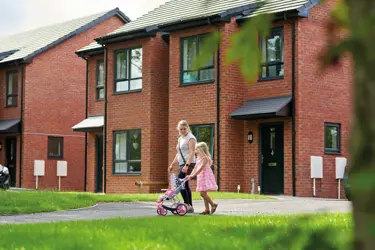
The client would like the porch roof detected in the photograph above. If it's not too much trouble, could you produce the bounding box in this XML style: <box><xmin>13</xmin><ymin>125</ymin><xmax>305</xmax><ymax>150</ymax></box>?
<box><xmin>0</xmin><ymin>119</ymin><xmax>21</xmax><ymax>134</ymax></box>
<box><xmin>230</xmin><ymin>95</ymin><xmax>292</xmax><ymax>120</ymax></box>
<box><xmin>72</xmin><ymin>116</ymin><xmax>103</xmax><ymax>133</ymax></box>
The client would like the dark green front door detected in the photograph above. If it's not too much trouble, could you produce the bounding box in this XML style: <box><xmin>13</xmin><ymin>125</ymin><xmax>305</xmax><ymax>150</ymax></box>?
<box><xmin>96</xmin><ymin>135</ymin><xmax>103</xmax><ymax>193</ymax></box>
<box><xmin>260</xmin><ymin>123</ymin><xmax>284</xmax><ymax>194</ymax></box>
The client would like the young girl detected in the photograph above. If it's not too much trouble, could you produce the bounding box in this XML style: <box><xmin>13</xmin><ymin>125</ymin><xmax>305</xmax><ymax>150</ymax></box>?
<box><xmin>188</xmin><ymin>142</ymin><xmax>218</xmax><ymax>215</ymax></box>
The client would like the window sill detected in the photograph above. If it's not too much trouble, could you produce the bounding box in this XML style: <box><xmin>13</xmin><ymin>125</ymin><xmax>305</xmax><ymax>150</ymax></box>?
<box><xmin>5</xmin><ymin>105</ymin><xmax>17</xmax><ymax>108</ymax></box>
<box><xmin>324</xmin><ymin>151</ymin><xmax>341</xmax><ymax>155</ymax></box>
<box><xmin>112</xmin><ymin>172</ymin><xmax>141</xmax><ymax>176</ymax></box>
<box><xmin>48</xmin><ymin>157</ymin><xmax>64</xmax><ymax>160</ymax></box>
<box><xmin>96</xmin><ymin>99</ymin><xmax>104</xmax><ymax>102</ymax></box>
<box><xmin>179</xmin><ymin>80</ymin><xmax>215</xmax><ymax>87</ymax></box>
<box><xmin>258</xmin><ymin>76</ymin><xmax>284</xmax><ymax>82</ymax></box>
<box><xmin>113</xmin><ymin>89</ymin><xmax>142</xmax><ymax>95</ymax></box>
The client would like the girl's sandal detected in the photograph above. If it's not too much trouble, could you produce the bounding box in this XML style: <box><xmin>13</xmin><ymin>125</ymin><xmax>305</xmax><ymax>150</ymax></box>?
<box><xmin>200</xmin><ymin>210</ymin><xmax>210</xmax><ymax>215</ymax></box>
<box><xmin>211</xmin><ymin>203</ymin><xmax>218</xmax><ymax>214</ymax></box>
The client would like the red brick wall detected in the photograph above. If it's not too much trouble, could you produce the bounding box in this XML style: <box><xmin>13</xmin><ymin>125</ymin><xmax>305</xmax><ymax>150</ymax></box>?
<box><xmin>168</xmin><ymin>25</ymin><xmax>219</xmax><ymax>193</ymax></box>
<box><xmin>218</xmin><ymin>20</ymin><xmax>245</xmax><ymax>192</ymax></box>
<box><xmin>295</xmin><ymin>0</ymin><xmax>351</xmax><ymax>198</ymax></box>
<box><xmin>167</xmin><ymin>19</ymin><xmax>295</xmax><ymax>194</ymax></box>
<box><xmin>21</xmin><ymin>15</ymin><xmax>125</xmax><ymax>190</ymax></box>
<box><xmin>104</xmin><ymin>34</ymin><xmax>169</xmax><ymax>193</ymax></box>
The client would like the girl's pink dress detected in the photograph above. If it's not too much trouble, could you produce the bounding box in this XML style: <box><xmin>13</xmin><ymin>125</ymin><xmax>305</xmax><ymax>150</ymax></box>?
<box><xmin>196</xmin><ymin>156</ymin><xmax>218</xmax><ymax>192</ymax></box>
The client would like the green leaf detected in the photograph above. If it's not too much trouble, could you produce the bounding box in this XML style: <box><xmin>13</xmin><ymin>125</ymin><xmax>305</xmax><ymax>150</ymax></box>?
<box><xmin>193</xmin><ymin>30</ymin><xmax>221</xmax><ymax>70</ymax></box>
<box><xmin>330</xmin><ymin>0</ymin><xmax>349</xmax><ymax>28</ymax></box>
<box><xmin>320</xmin><ymin>37</ymin><xmax>353</xmax><ymax>67</ymax></box>
<box><xmin>225</xmin><ymin>13</ymin><xmax>274</xmax><ymax>82</ymax></box>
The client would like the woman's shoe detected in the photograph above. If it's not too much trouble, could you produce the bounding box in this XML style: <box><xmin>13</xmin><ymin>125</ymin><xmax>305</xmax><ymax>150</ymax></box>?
<box><xmin>211</xmin><ymin>203</ymin><xmax>218</xmax><ymax>214</ymax></box>
<box><xmin>187</xmin><ymin>205</ymin><xmax>194</xmax><ymax>213</ymax></box>
<box><xmin>199</xmin><ymin>210</ymin><xmax>210</xmax><ymax>215</ymax></box>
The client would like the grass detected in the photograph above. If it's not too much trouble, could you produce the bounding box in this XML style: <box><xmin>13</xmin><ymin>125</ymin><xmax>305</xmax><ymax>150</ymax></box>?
<box><xmin>0</xmin><ymin>190</ymin><xmax>271</xmax><ymax>215</ymax></box>
<box><xmin>0</xmin><ymin>213</ymin><xmax>352</xmax><ymax>250</ymax></box>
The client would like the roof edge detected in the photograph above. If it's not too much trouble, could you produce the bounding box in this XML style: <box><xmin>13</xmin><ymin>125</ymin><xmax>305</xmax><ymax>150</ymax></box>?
<box><xmin>1</xmin><ymin>8</ymin><xmax>130</xmax><ymax>65</ymax></box>
<box><xmin>76</xmin><ymin>46</ymin><xmax>104</xmax><ymax>58</ymax></box>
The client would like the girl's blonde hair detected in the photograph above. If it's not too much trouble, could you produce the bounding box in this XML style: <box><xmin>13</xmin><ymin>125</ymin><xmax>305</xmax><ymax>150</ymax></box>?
<box><xmin>176</xmin><ymin>120</ymin><xmax>191</xmax><ymax>135</ymax></box>
<box><xmin>195</xmin><ymin>142</ymin><xmax>212</xmax><ymax>161</ymax></box>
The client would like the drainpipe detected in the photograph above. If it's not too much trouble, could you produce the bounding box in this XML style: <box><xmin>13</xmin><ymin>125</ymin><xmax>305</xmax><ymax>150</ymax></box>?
<box><xmin>285</xmin><ymin>14</ymin><xmax>297</xmax><ymax>196</ymax></box>
<box><xmin>19</xmin><ymin>64</ymin><xmax>25</xmax><ymax>188</ymax></box>
<box><xmin>103</xmin><ymin>45</ymin><xmax>108</xmax><ymax>193</ymax></box>
<box><xmin>216</xmin><ymin>45</ymin><xmax>221</xmax><ymax>190</ymax></box>
<box><xmin>209</xmin><ymin>19</ymin><xmax>221</xmax><ymax>191</ymax></box>
<box><xmin>83</xmin><ymin>57</ymin><xmax>89</xmax><ymax>192</ymax></box>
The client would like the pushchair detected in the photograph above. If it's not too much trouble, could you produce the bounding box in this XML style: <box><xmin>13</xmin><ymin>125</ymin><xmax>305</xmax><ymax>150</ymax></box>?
<box><xmin>156</xmin><ymin>174</ymin><xmax>189</xmax><ymax>216</ymax></box>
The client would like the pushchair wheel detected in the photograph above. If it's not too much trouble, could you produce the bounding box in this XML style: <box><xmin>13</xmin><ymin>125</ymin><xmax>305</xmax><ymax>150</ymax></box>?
<box><xmin>176</xmin><ymin>204</ymin><xmax>187</xmax><ymax>216</ymax></box>
<box><xmin>157</xmin><ymin>208</ymin><xmax>161</xmax><ymax>215</ymax></box>
<box><xmin>159</xmin><ymin>207</ymin><xmax>168</xmax><ymax>216</ymax></box>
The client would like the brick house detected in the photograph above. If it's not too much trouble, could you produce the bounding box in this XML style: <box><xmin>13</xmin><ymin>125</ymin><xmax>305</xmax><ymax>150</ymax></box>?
<box><xmin>75</xmin><ymin>0</ymin><xmax>351</xmax><ymax>198</ymax></box>
<box><xmin>0</xmin><ymin>8</ymin><xmax>129</xmax><ymax>190</ymax></box>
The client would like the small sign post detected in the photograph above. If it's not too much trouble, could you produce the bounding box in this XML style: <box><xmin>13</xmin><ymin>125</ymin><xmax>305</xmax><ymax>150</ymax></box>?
<box><xmin>57</xmin><ymin>161</ymin><xmax>68</xmax><ymax>191</ymax></box>
<box><xmin>310</xmin><ymin>156</ymin><xmax>323</xmax><ymax>197</ymax></box>
<box><xmin>335</xmin><ymin>157</ymin><xmax>347</xmax><ymax>200</ymax></box>
<box><xmin>34</xmin><ymin>160</ymin><xmax>45</xmax><ymax>190</ymax></box>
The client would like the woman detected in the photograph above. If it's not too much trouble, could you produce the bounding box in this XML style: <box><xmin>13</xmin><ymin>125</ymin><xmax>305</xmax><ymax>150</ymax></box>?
<box><xmin>168</xmin><ymin>120</ymin><xmax>196</xmax><ymax>213</ymax></box>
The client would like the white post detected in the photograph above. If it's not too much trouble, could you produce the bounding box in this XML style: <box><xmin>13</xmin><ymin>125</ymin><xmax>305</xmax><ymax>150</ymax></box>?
<box><xmin>338</xmin><ymin>179</ymin><xmax>341</xmax><ymax>200</ymax></box>
<box><xmin>36</xmin><ymin>176</ymin><xmax>38</xmax><ymax>190</ymax></box>
<box><xmin>237</xmin><ymin>184</ymin><xmax>240</xmax><ymax>193</ymax></box>
<box><xmin>313</xmin><ymin>178</ymin><xmax>316</xmax><ymax>197</ymax></box>
<box><xmin>59</xmin><ymin>176</ymin><xmax>61</xmax><ymax>192</ymax></box>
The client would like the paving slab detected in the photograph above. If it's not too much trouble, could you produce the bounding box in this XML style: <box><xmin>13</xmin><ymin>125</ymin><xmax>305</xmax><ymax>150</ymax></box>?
<box><xmin>0</xmin><ymin>197</ymin><xmax>352</xmax><ymax>225</ymax></box>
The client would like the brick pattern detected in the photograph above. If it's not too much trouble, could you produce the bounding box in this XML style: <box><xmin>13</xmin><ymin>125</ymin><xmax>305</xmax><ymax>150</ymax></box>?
<box><xmin>295</xmin><ymin>0</ymin><xmax>351</xmax><ymax>198</ymax></box>
<box><xmin>101</xmin><ymin>34</ymin><xmax>169</xmax><ymax>194</ymax></box>
<box><xmin>83</xmin><ymin>3</ymin><xmax>351</xmax><ymax>199</ymax></box>
<box><xmin>19</xmin><ymin>16</ymin><xmax>125</xmax><ymax>190</ymax></box>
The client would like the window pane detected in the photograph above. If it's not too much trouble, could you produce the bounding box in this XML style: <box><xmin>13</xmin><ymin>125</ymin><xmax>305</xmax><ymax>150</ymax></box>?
<box><xmin>116</xmin><ymin>51</ymin><xmax>127</xmax><ymax>80</ymax></box>
<box><xmin>48</xmin><ymin>138</ymin><xmax>62</xmax><ymax>157</ymax></box>
<box><xmin>267</xmin><ymin>32</ymin><xmax>283</xmax><ymax>62</ymax></box>
<box><xmin>129</xmin><ymin>130</ymin><xmax>141</xmax><ymax>161</ymax></box>
<box><xmin>97</xmin><ymin>61</ymin><xmax>104</xmax><ymax>87</ymax></box>
<box><xmin>325</xmin><ymin>125</ymin><xmax>339</xmax><ymax>150</ymax></box>
<box><xmin>97</xmin><ymin>88</ymin><xmax>104</xmax><ymax>99</ymax></box>
<box><xmin>115</xmin><ymin>133</ymin><xmax>127</xmax><ymax>160</ymax></box>
<box><xmin>131</xmin><ymin>48</ymin><xmax>142</xmax><ymax>79</ymax></box>
<box><xmin>128</xmin><ymin>162</ymin><xmax>141</xmax><ymax>172</ymax></box>
<box><xmin>7</xmin><ymin>97</ymin><xmax>17</xmax><ymax>106</ymax></box>
<box><xmin>198</xmin><ymin>127</ymin><xmax>213</xmax><ymax>154</ymax></box>
<box><xmin>7</xmin><ymin>72</ymin><xmax>18</xmax><ymax>95</ymax></box>
<box><xmin>115</xmin><ymin>162</ymin><xmax>128</xmax><ymax>173</ymax></box>
<box><xmin>192</xmin><ymin>126</ymin><xmax>214</xmax><ymax>157</ymax></box>
<box><xmin>183</xmin><ymin>38</ymin><xmax>197</xmax><ymax>71</ymax></box>
<box><xmin>116</xmin><ymin>81</ymin><xmax>129</xmax><ymax>92</ymax></box>
<box><xmin>7</xmin><ymin>76</ymin><xmax>12</xmax><ymax>95</ymax></box>
<box><xmin>130</xmin><ymin>79</ymin><xmax>142</xmax><ymax>90</ymax></box>
<box><xmin>183</xmin><ymin>71</ymin><xmax>198</xmax><ymax>83</ymax></box>
<box><xmin>261</xmin><ymin>38</ymin><xmax>267</xmax><ymax>63</ymax></box>
<box><xmin>263</xmin><ymin>64</ymin><xmax>284</xmax><ymax>78</ymax></box>
<box><xmin>199</xmin><ymin>68</ymin><xmax>214</xmax><ymax>81</ymax></box>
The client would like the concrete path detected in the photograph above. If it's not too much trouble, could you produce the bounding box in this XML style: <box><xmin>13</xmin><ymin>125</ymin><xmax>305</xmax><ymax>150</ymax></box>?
<box><xmin>0</xmin><ymin>196</ymin><xmax>351</xmax><ymax>225</ymax></box>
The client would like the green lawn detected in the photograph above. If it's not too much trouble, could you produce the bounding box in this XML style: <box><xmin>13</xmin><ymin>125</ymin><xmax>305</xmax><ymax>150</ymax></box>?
<box><xmin>0</xmin><ymin>213</ymin><xmax>352</xmax><ymax>250</ymax></box>
<box><xmin>0</xmin><ymin>190</ymin><xmax>271</xmax><ymax>215</ymax></box>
